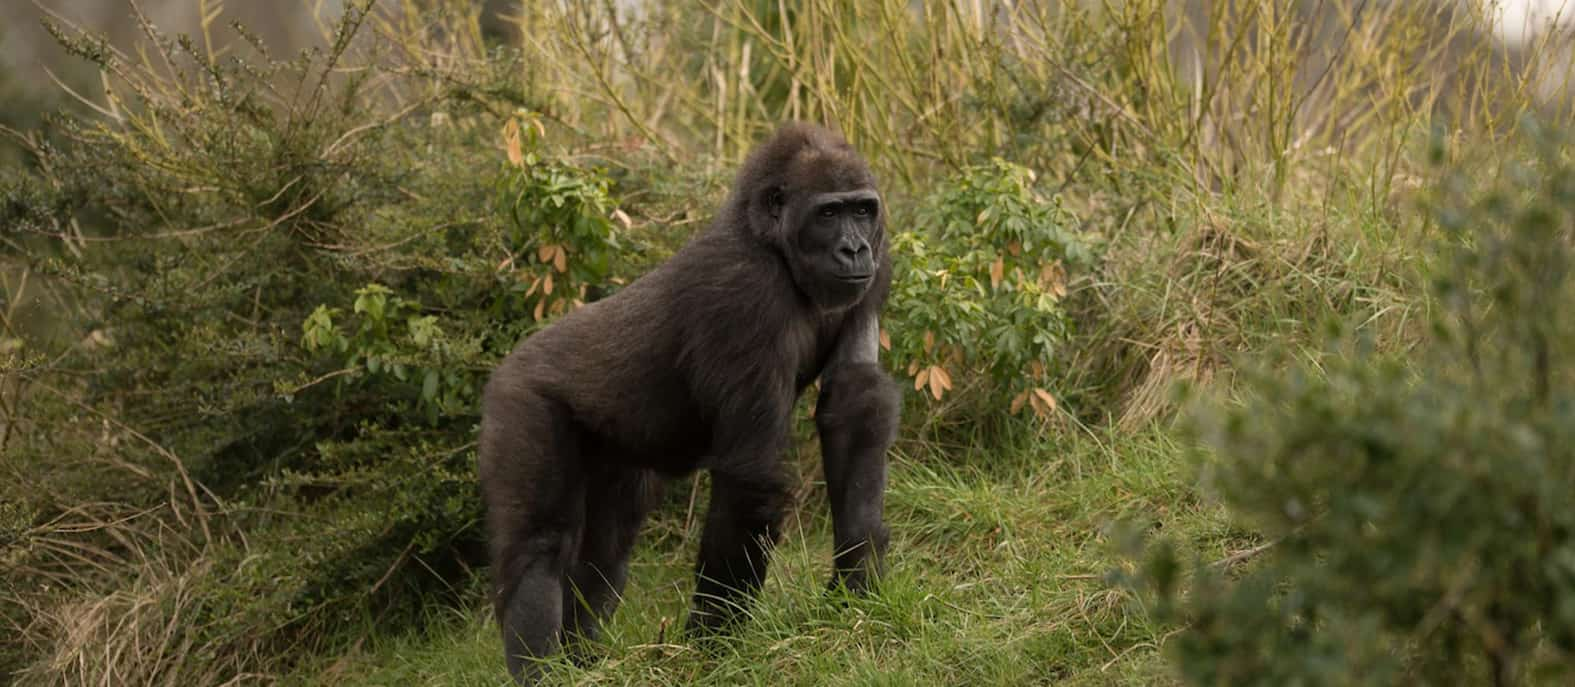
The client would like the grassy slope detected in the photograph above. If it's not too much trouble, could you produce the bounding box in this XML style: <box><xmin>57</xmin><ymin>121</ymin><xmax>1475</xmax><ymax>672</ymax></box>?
<box><xmin>295</xmin><ymin>428</ymin><xmax>1243</xmax><ymax>686</ymax></box>
<box><xmin>8</xmin><ymin>1</ymin><xmax>1540</xmax><ymax>683</ymax></box>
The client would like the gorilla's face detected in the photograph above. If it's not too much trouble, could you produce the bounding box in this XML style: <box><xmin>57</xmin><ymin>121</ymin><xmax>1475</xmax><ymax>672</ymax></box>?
<box><xmin>792</xmin><ymin>189</ymin><xmax>882</xmax><ymax>306</ymax></box>
<box><xmin>759</xmin><ymin>173</ymin><xmax>884</xmax><ymax>310</ymax></box>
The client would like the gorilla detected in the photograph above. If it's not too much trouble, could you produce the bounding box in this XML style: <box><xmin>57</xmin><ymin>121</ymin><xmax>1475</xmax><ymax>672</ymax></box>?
<box><xmin>478</xmin><ymin>122</ymin><xmax>900</xmax><ymax>684</ymax></box>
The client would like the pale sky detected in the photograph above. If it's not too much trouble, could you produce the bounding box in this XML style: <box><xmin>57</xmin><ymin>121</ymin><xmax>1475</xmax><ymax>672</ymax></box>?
<box><xmin>1491</xmin><ymin>0</ymin><xmax>1573</xmax><ymax>45</ymax></box>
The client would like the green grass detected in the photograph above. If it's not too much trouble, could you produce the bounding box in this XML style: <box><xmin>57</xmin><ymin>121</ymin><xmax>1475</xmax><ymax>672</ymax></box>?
<box><xmin>291</xmin><ymin>428</ymin><xmax>1240</xmax><ymax>686</ymax></box>
<box><xmin>6</xmin><ymin>1</ymin><xmax>1571</xmax><ymax>684</ymax></box>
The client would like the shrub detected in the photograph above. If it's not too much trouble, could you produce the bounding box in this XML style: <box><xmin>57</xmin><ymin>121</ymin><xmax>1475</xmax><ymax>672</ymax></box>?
<box><xmin>0</xmin><ymin>6</ymin><xmax>636</xmax><ymax>681</ymax></box>
<box><xmin>885</xmin><ymin>158</ymin><xmax>1098</xmax><ymax>434</ymax></box>
<box><xmin>1127</xmin><ymin>123</ymin><xmax>1575</xmax><ymax>686</ymax></box>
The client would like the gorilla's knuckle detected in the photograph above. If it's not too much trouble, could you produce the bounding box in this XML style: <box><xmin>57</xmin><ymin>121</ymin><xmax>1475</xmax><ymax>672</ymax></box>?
<box><xmin>818</xmin><ymin>363</ymin><xmax>901</xmax><ymax>432</ymax></box>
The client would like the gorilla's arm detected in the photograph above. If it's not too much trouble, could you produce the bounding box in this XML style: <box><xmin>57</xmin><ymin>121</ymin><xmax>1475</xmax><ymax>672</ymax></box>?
<box><xmin>815</xmin><ymin>308</ymin><xmax>900</xmax><ymax>593</ymax></box>
<box><xmin>687</xmin><ymin>356</ymin><xmax>798</xmax><ymax>635</ymax></box>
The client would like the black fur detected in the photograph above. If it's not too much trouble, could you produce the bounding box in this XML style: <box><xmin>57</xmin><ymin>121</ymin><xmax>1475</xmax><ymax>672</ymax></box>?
<box><xmin>477</xmin><ymin>122</ymin><xmax>900</xmax><ymax>684</ymax></box>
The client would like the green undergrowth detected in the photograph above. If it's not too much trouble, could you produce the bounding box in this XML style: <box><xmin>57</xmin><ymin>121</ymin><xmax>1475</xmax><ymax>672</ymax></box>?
<box><xmin>295</xmin><ymin>428</ymin><xmax>1236</xmax><ymax>686</ymax></box>
<box><xmin>2</xmin><ymin>0</ymin><xmax>1572</xmax><ymax>684</ymax></box>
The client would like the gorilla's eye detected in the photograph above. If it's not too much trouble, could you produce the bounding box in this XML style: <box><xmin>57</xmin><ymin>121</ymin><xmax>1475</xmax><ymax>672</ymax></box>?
<box><xmin>853</xmin><ymin>205</ymin><xmax>870</xmax><ymax>216</ymax></box>
<box><xmin>818</xmin><ymin>207</ymin><xmax>837</xmax><ymax>218</ymax></box>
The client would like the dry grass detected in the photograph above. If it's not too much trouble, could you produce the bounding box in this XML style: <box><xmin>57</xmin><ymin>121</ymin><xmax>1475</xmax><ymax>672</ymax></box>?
<box><xmin>4</xmin><ymin>1</ymin><xmax>1574</xmax><ymax>684</ymax></box>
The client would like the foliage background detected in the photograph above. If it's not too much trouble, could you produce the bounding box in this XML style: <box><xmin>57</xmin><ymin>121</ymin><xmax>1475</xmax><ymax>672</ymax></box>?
<box><xmin>1</xmin><ymin>0</ymin><xmax>1573</xmax><ymax>684</ymax></box>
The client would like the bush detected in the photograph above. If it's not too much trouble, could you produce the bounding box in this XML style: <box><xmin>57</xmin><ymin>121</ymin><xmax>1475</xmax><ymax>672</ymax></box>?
<box><xmin>7</xmin><ymin>0</ymin><xmax>1536</xmax><ymax>682</ymax></box>
<box><xmin>0</xmin><ymin>6</ymin><xmax>638</xmax><ymax>681</ymax></box>
<box><xmin>886</xmin><ymin>158</ymin><xmax>1098</xmax><ymax>435</ymax></box>
<box><xmin>0</xmin><ymin>1</ymin><xmax>1110</xmax><ymax>675</ymax></box>
<box><xmin>1127</xmin><ymin>123</ymin><xmax>1575</xmax><ymax>686</ymax></box>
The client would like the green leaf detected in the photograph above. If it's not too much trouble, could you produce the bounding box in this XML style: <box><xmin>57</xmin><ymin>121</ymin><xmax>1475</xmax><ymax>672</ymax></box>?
<box><xmin>422</xmin><ymin>369</ymin><xmax>439</xmax><ymax>401</ymax></box>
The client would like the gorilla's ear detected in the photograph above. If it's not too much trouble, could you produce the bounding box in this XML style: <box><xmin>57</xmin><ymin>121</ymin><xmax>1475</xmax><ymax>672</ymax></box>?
<box><xmin>765</xmin><ymin>186</ymin><xmax>786</xmax><ymax>220</ymax></box>
<box><xmin>746</xmin><ymin>184</ymin><xmax>787</xmax><ymax>242</ymax></box>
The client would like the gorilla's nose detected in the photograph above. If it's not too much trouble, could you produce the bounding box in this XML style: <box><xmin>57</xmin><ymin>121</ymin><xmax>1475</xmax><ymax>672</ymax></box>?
<box><xmin>836</xmin><ymin>238</ymin><xmax>872</xmax><ymax>272</ymax></box>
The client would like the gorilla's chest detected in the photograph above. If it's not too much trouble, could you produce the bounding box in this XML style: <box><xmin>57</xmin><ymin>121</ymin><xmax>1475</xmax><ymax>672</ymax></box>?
<box><xmin>792</xmin><ymin>311</ymin><xmax>849</xmax><ymax>391</ymax></box>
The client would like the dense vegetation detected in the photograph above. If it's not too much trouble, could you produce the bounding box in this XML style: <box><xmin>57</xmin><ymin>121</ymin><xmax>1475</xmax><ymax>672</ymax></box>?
<box><xmin>1</xmin><ymin>1</ymin><xmax>1572</xmax><ymax>684</ymax></box>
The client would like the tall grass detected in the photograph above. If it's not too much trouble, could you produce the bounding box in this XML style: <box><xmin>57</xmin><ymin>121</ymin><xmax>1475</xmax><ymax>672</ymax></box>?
<box><xmin>503</xmin><ymin>1</ymin><xmax>1570</xmax><ymax>175</ymax></box>
<box><xmin>4</xmin><ymin>1</ymin><xmax>1573</xmax><ymax>684</ymax></box>
<box><xmin>493</xmin><ymin>0</ymin><xmax>1572</xmax><ymax>423</ymax></box>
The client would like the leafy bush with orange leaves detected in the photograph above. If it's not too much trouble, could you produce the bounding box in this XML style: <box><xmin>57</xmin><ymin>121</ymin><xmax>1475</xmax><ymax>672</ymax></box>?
<box><xmin>0</xmin><ymin>6</ymin><xmax>643</xmax><ymax>670</ymax></box>
<box><xmin>886</xmin><ymin>159</ymin><xmax>1097</xmax><ymax>430</ymax></box>
<box><xmin>291</xmin><ymin>113</ymin><xmax>627</xmax><ymax>425</ymax></box>
<box><xmin>495</xmin><ymin>114</ymin><xmax>627</xmax><ymax>326</ymax></box>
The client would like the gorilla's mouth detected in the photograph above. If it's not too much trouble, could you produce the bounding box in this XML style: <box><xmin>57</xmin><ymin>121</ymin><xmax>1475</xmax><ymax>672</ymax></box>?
<box><xmin>836</xmin><ymin>273</ymin><xmax>873</xmax><ymax>283</ymax></box>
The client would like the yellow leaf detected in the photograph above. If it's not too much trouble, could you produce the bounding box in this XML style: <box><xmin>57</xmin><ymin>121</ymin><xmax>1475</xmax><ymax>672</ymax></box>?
<box><xmin>933</xmin><ymin>365</ymin><xmax>953</xmax><ymax>391</ymax></box>
<box><xmin>927</xmin><ymin>366</ymin><xmax>946</xmax><ymax>400</ymax></box>
<box><xmin>914</xmin><ymin>367</ymin><xmax>930</xmax><ymax>392</ymax></box>
<box><xmin>543</xmin><ymin>273</ymin><xmax>554</xmax><ymax>295</ymax></box>
<box><xmin>1029</xmin><ymin>360</ymin><xmax>1045</xmax><ymax>378</ymax></box>
<box><xmin>496</xmin><ymin>256</ymin><xmax>513</xmax><ymax>272</ymax></box>
<box><xmin>1032</xmin><ymin>388</ymin><xmax>1057</xmax><ymax>414</ymax></box>
<box><xmin>553</xmin><ymin>245</ymin><xmax>567</xmax><ymax>273</ymax></box>
<box><xmin>532</xmin><ymin>298</ymin><xmax>545</xmax><ymax>321</ymax></box>
<box><xmin>923</xmin><ymin>330</ymin><xmax>935</xmax><ymax>354</ymax></box>
<box><xmin>503</xmin><ymin>119</ymin><xmax>523</xmax><ymax>166</ymax></box>
<box><xmin>1007</xmin><ymin>240</ymin><xmax>1022</xmax><ymax>257</ymax></box>
<box><xmin>947</xmin><ymin>345</ymin><xmax>964</xmax><ymax>365</ymax></box>
<box><xmin>1042</xmin><ymin>261</ymin><xmax>1068</xmax><ymax>300</ymax></box>
<box><xmin>612</xmin><ymin>208</ymin><xmax>633</xmax><ymax>229</ymax></box>
<box><xmin>907</xmin><ymin>360</ymin><xmax>921</xmax><ymax>375</ymax></box>
<box><xmin>989</xmin><ymin>257</ymin><xmax>1004</xmax><ymax>290</ymax></box>
<box><xmin>525</xmin><ymin>276</ymin><xmax>541</xmax><ymax>297</ymax></box>
<box><xmin>538</xmin><ymin>244</ymin><xmax>556</xmax><ymax>263</ymax></box>
<box><xmin>879</xmin><ymin>328</ymin><xmax>891</xmax><ymax>351</ymax></box>
<box><xmin>1010</xmin><ymin>390</ymin><xmax>1028</xmax><ymax>415</ymax></box>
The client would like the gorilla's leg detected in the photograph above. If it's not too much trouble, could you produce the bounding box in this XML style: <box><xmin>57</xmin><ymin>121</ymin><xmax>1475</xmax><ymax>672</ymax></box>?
<box><xmin>816</xmin><ymin>362</ymin><xmax>900</xmax><ymax>593</ymax></box>
<box><xmin>685</xmin><ymin>467</ymin><xmax>793</xmax><ymax>635</ymax></box>
<box><xmin>479</xmin><ymin>388</ymin><xmax>586</xmax><ymax>684</ymax></box>
<box><xmin>561</xmin><ymin>468</ymin><xmax>661</xmax><ymax>648</ymax></box>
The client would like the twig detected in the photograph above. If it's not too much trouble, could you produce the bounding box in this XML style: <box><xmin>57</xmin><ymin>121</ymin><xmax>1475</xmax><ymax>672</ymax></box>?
<box><xmin>682</xmin><ymin>473</ymin><xmax>704</xmax><ymax>543</ymax></box>
<box><xmin>1209</xmin><ymin>540</ymin><xmax>1277</xmax><ymax>569</ymax></box>
<box><xmin>31</xmin><ymin>381</ymin><xmax>219</xmax><ymax>549</ymax></box>
<box><xmin>369</xmin><ymin>539</ymin><xmax>417</xmax><ymax>594</ymax></box>
<box><xmin>321</xmin><ymin>99</ymin><xmax>428</xmax><ymax>160</ymax></box>
<box><xmin>279</xmin><ymin>368</ymin><xmax>358</xmax><ymax>395</ymax></box>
